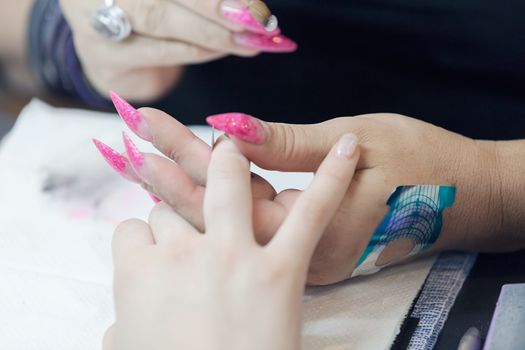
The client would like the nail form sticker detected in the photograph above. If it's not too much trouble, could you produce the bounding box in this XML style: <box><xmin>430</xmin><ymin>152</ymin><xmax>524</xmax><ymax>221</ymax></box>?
<box><xmin>351</xmin><ymin>185</ymin><xmax>456</xmax><ymax>277</ymax></box>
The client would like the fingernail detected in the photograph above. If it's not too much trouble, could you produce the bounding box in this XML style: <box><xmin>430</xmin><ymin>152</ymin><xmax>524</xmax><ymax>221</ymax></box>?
<box><xmin>110</xmin><ymin>91</ymin><xmax>153</xmax><ymax>142</ymax></box>
<box><xmin>221</xmin><ymin>0</ymin><xmax>280</xmax><ymax>35</ymax></box>
<box><xmin>232</xmin><ymin>32</ymin><xmax>297</xmax><ymax>53</ymax></box>
<box><xmin>148</xmin><ymin>193</ymin><xmax>161</xmax><ymax>203</ymax></box>
<box><xmin>335</xmin><ymin>133</ymin><xmax>358</xmax><ymax>159</ymax></box>
<box><xmin>92</xmin><ymin>139</ymin><xmax>141</xmax><ymax>183</ymax></box>
<box><xmin>206</xmin><ymin>113</ymin><xmax>266</xmax><ymax>144</ymax></box>
<box><xmin>122</xmin><ymin>132</ymin><xmax>150</xmax><ymax>183</ymax></box>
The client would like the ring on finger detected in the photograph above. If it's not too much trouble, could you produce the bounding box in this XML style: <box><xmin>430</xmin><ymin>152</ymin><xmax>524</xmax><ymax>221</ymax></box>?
<box><xmin>91</xmin><ymin>0</ymin><xmax>132</xmax><ymax>42</ymax></box>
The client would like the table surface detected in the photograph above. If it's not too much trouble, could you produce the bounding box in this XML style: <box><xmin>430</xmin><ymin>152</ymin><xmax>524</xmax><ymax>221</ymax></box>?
<box><xmin>1</xmin><ymin>103</ymin><xmax>524</xmax><ymax>350</ymax></box>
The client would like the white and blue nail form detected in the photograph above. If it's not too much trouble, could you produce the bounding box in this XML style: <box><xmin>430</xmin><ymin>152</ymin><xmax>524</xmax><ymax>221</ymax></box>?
<box><xmin>351</xmin><ymin>185</ymin><xmax>456</xmax><ymax>277</ymax></box>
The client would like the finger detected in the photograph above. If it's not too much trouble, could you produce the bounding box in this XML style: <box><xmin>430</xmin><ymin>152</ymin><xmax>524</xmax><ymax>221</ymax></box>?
<box><xmin>252</xmin><ymin>197</ymin><xmax>287</xmax><ymax>244</ymax></box>
<box><xmin>139</xmin><ymin>153</ymin><xmax>206</xmax><ymax>231</ymax></box>
<box><xmin>170</xmin><ymin>0</ymin><xmax>272</xmax><ymax>34</ymax></box>
<box><xmin>250</xmin><ymin>172</ymin><xmax>277</xmax><ymax>200</ymax></box>
<box><xmin>112</xmin><ymin>219</ymin><xmax>155</xmax><ymax>267</ymax></box>
<box><xmin>268</xmin><ymin>134</ymin><xmax>360</xmax><ymax>265</ymax></box>
<box><xmin>102</xmin><ymin>325</ymin><xmax>115</xmax><ymax>350</ymax></box>
<box><xmin>204</xmin><ymin>139</ymin><xmax>253</xmax><ymax>240</ymax></box>
<box><xmin>149</xmin><ymin>202</ymin><xmax>199</xmax><ymax>244</ymax></box>
<box><xmin>86</xmin><ymin>34</ymin><xmax>227</xmax><ymax>68</ymax></box>
<box><xmin>305</xmin><ymin>170</ymin><xmax>390</xmax><ymax>284</ymax></box>
<box><xmin>139</xmin><ymin>108</ymin><xmax>212</xmax><ymax>185</ymax></box>
<box><xmin>130</xmin><ymin>0</ymin><xmax>258</xmax><ymax>56</ymax></box>
<box><xmin>206</xmin><ymin>113</ymin><xmax>375</xmax><ymax>172</ymax></box>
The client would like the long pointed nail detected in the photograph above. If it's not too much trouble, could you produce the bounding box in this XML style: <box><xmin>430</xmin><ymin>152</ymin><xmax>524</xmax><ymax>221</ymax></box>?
<box><xmin>206</xmin><ymin>113</ymin><xmax>266</xmax><ymax>144</ymax></box>
<box><xmin>232</xmin><ymin>32</ymin><xmax>297</xmax><ymax>53</ymax></box>
<box><xmin>221</xmin><ymin>0</ymin><xmax>280</xmax><ymax>36</ymax></box>
<box><xmin>122</xmin><ymin>132</ymin><xmax>150</xmax><ymax>183</ymax></box>
<box><xmin>148</xmin><ymin>193</ymin><xmax>162</xmax><ymax>203</ymax></box>
<box><xmin>92</xmin><ymin>139</ymin><xmax>141</xmax><ymax>183</ymax></box>
<box><xmin>110</xmin><ymin>91</ymin><xmax>153</xmax><ymax>142</ymax></box>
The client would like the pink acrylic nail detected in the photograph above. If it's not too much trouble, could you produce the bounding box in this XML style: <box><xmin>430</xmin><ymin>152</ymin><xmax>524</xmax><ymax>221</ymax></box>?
<box><xmin>92</xmin><ymin>139</ymin><xmax>141</xmax><ymax>183</ymax></box>
<box><xmin>232</xmin><ymin>32</ymin><xmax>297</xmax><ymax>53</ymax></box>
<box><xmin>122</xmin><ymin>132</ymin><xmax>149</xmax><ymax>182</ymax></box>
<box><xmin>206</xmin><ymin>113</ymin><xmax>266</xmax><ymax>144</ymax></box>
<box><xmin>110</xmin><ymin>91</ymin><xmax>153</xmax><ymax>142</ymax></box>
<box><xmin>221</xmin><ymin>0</ymin><xmax>280</xmax><ymax>36</ymax></box>
<box><xmin>148</xmin><ymin>193</ymin><xmax>162</xmax><ymax>203</ymax></box>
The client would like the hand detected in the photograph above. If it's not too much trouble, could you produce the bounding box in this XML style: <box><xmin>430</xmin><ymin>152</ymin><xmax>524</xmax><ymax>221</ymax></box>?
<box><xmin>59</xmin><ymin>0</ymin><xmax>296</xmax><ymax>101</ymax></box>
<box><xmin>103</xmin><ymin>137</ymin><xmax>359</xmax><ymax>350</ymax></box>
<box><xmin>95</xmin><ymin>94</ymin><xmax>498</xmax><ymax>284</ymax></box>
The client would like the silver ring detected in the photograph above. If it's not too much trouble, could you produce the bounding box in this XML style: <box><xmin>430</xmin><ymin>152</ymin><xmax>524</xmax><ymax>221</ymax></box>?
<box><xmin>90</xmin><ymin>0</ymin><xmax>132</xmax><ymax>42</ymax></box>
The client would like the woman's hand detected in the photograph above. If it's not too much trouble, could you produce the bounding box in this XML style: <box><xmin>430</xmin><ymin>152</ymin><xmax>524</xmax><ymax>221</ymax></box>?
<box><xmin>103</xmin><ymin>137</ymin><xmax>359</xmax><ymax>350</ymax></box>
<box><xmin>95</xmin><ymin>94</ymin><xmax>506</xmax><ymax>284</ymax></box>
<box><xmin>59</xmin><ymin>0</ymin><xmax>296</xmax><ymax>101</ymax></box>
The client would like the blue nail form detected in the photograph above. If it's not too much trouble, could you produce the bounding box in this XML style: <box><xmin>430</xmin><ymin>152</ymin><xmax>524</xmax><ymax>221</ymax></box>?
<box><xmin>352</xmin><ymin>185</ymin><xmax>456</xmax><ymax>277</ymax></box>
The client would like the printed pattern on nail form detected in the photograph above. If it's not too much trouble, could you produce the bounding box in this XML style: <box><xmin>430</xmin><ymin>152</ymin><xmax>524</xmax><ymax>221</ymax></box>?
<box><xmin>110</xmin><ymin>91</ymin><xmax>153</xmax><ymax>141</ymax></box>
<box><xmin>92</xmin><ymin>139</ymin><xmax>141</xmax><ymax>183</ymax></box>
<box><xmin>221</xmin><ymin>0</ymin><xmax>280</xmax><ymax>36</ymax></box>
<box><xmin>351</xmin><ymin>185</ymin><xmax>456</xmax><ymax>278</ymax></box>
<box><xmin>206</xmin><ymin>113</ymin><xmax>266</xmax><ymax>144</ymax></box>
<box><xmin>232</xmin><ymin>32</ymin><xmax>297</xmax><ymax>53</ymax></box>
<box><xmin>122</xmin><ymin>132</ymin><xmax>148</xmax><ymax>182</ymax></box>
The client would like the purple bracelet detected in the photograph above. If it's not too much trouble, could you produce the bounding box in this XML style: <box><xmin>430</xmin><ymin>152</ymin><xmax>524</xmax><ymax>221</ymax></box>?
<box><xmin>29</xmin><ymin>0</ymin><xmax>110</xmax><ymax>108</ymax></box>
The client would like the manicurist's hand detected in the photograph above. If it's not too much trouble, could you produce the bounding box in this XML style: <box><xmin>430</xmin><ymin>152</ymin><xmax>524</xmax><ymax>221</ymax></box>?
<box><xmin>59</xmin><ymin>0</ymin><xmax>296</xmax><ymax>101</ymax></box>
<box><xmin>103</xmin><ymin>137</ymin><xmax>358</xmax><ymax>350</ymax></box>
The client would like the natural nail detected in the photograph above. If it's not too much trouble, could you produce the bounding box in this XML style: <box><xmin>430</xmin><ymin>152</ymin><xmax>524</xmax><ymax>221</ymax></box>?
<box><xmin>206</xmin><ymin>113</ymin><xmax>266</xmax><ymax>144</ymax></box>
<box><xmin>92</xmin><ymin>139</ymin><xmax>141</xmax><ymax>183</ymax></box>
<box><xmin>110</xmin><ymin>91</ymin><xmax>153</xmax><ymax>142</ymax></box>
<box><xmin>232</xmin><ymin>32</ymin><xmax>297</xmax><ymax>53</ymax></box>
<box><xmin>335</xmin><ymin>133</ymin><xmax>358</xmax><ymax>159</ymax></box>
<box><xmin>122</xmin><ymin>132</ymin><xmax>149</xmax><ymax>182</ymax></box>
<box><xmin>221</xmin><ymin>0</ymin><xmax>280</xmax><ymax>35</ymax></box>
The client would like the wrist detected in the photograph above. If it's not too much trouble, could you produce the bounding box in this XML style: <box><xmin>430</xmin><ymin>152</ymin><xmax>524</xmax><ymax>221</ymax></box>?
<box><xmin>437</xmin><ymin>138</ymin><xmax>501</xmax><ymax>252</ymax></box>
<box><xmin>442</xmin><ymin>138</ymin><xmax>525</xmax><ymax>252</ymax></box>
<box><xmin>488</xmin><ymin>140</ymin><xmax>525</xmax><ymax>250</ymax></box>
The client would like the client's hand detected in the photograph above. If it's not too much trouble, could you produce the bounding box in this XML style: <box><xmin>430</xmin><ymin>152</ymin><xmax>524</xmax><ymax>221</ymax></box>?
<box><xmin>59</xmin><ymin>0</ymin><xmax>296</xmax><ymax>101</ymax></box>
<box><xmin>103</xmin><ymin>137</ymin><xmax>358</xmax><ymax>350</ymax></box>
<box><xmin>95</xmin><ymin>94</ymin><xmax>499</xmax><ymax>284</ymax></box>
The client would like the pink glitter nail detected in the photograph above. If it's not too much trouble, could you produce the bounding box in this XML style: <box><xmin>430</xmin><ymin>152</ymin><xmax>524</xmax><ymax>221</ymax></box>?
<box><xmin>122</xmin><ymin>132</ymin><xmax>148</xmax><ymax>182</ymax></box>
<box><xmin>92</xmin><ymin>139</ymin><xmax>141</xmax><ymax>183</ymax></box>
<box><xmin>232</xmin><ymin>32</ymin><xmax>297</xmax><ymax>53</ymax></box>
<box><xmin>148</xmin><ymin>193</ymin><xmax>162</xmax><ymax>203</ymax></box>
<box><xmin>206</xmin><ymin>113</ymin><xmax>266</xmax><ymax>144</ymax></box>
<box><xmin>110</xmin><ymin>91</ymin><xmax>153</xmax><ymax>142</ymax></box>
<box><xmin>221</xmin><ymin>1</ymin><xmax>280</xmax><ymax>36</ymax></box>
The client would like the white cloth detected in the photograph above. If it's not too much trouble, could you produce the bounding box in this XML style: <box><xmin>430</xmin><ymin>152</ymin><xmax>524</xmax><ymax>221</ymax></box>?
<box><xmin>0</xmin><ymin>100</ymin><xmax>436</xmax><ymax>349</ymax></box>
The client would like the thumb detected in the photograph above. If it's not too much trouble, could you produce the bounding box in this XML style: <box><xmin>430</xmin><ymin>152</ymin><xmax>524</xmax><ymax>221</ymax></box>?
<box><xmin>207</xmin><ymin>113</ymin><xmax>365</xmax><ymax>172</ymax></box>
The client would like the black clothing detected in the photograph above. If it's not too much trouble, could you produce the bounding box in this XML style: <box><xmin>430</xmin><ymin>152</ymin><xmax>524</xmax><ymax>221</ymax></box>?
<box><xmin>157</xmin><ymin>0</ymin><xmax>525</xmax><ymax>140</ymax></box>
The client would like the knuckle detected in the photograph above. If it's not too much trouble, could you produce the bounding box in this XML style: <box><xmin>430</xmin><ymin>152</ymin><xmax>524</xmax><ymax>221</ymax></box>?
<box><xmin>275</xmin><ymin>123</ymin><xmax>297</xmax><ymax>162</ymax></box>
<box><xmin>152</xmin><ymin>39</ymin><xmax>171</xmax><ymax>61</ymax></box>
<box><xmin>262</xmin><ymin>259</ymin><xmax>291</xmax><ymax>283</ymax></box>
<box><xmin>264</xmin><ymin>123</ymin><xmax>300</xmax><ymax>169</ymax></box>
<box><xmin>192</xmin><ymin>17</ymin><xmax>230</xmax><ymax>49</ymax></box>
<box><xmin>135</xmin><ymin>0</ymin><xmax>166</xmax><ymax>34</ymax></box>
<box><xmin>166</xmin><ymin>135</ymin><xmax>200</xmax><ymax>164</ymax></box>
